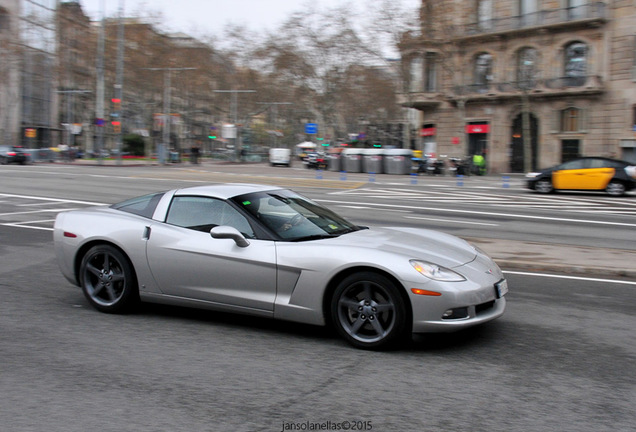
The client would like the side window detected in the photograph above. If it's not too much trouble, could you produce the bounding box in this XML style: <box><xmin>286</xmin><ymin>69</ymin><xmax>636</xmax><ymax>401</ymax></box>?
<box><xmin>111</xmin><ymin>192</ymin><xmax>164</xmax><ymax>218</ymax></box>
<box><xmin>559</xmin><ymin>159</ymin><xmax>585</xmax><ymax>170</ymax></box>
<box><xmin>587</xmin><ymin>159</ymin><xmax>604</xmax><ymax>168</ymax></box>
<box><xmin>166</xmin><ymin>196</ymin><xmax>255</xmax><ymax>238</ymax></box>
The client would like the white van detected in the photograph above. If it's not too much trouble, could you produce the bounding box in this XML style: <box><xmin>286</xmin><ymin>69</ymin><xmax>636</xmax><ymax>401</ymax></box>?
<box><xmin>269</xmin><ymin>148</ymin><xmax>292</xmax><ymax>167</ymax></box>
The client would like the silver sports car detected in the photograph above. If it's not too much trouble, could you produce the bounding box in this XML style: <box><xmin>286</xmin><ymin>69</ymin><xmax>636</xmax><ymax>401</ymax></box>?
<box><xmin>54</xmin><ymin>184</ymin><xmax>507</xmax><ymax>349</ymax></box>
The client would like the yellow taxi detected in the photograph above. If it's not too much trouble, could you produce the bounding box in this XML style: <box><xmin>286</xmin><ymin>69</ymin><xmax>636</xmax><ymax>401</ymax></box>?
<box><xmin>526</xmin><ymin>157</ymin><xmax>636</xmax><ymax>196</ymax></box>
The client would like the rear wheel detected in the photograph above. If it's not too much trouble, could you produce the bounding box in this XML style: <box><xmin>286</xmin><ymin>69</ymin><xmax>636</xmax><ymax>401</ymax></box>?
<box><xmin>534</xmin><ymin>179</ymin><xmax>554</xmax><ymax>194</ymax></box>
<box><xmin>606</xmin><ymin>181</ymin><xmax>626</xmax><ymax>197</ymax></box>
<box><xmin>80</xmin><ymin>245</ymin><xmax>138</xmax><ymax>313</ymax></box>
<box><xmin>331</xmin><ymin>272</ymin><xmax>408</xmax><ymax>350</ymax></box>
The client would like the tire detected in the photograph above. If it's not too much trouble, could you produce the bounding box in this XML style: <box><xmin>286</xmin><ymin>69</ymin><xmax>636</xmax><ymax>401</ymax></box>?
<box><xmin>606</xmin><ymin>181</ymin><xmax>626</xmax><ymax>197</ymax></box>
<box><xmin>79</xmin><ymin>245</ymin><xmax>138</xmax><ymax>313</ymax></box>
<box><xmin>331</xmin><ymin>272</ymin><xmax>408</xmax><ymax>350</ymax></box>
<box><xmin>534</xmin><ymin>179</ymin><xmax>554</xmax><ymax>194</ymax></box>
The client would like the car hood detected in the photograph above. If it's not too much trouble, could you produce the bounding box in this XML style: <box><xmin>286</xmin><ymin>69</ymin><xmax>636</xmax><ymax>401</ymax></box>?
<box><xmin>331</xmin><ymin>226</ymin><xmax>478</xmax><ymax>268</ymax></box>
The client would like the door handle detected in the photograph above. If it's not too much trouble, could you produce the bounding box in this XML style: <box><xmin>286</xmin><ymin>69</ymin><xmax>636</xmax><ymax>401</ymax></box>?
<box><xmin>143</xmin><ymin>226</ymin><xmax>151</xmax><ymax>240</ymax></box>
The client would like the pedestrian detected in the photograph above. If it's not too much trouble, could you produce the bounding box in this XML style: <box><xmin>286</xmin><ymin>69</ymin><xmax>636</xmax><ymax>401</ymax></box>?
<box><xmin>190</xmin><ymin>145</ymin><xmax>200</xmax><ymax>164</ymax></box>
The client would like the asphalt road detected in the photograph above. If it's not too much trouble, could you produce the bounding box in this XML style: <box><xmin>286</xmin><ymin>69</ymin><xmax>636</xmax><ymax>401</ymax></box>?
<box><xmin>1</xmin><ymin>162</ymin><xmax>635</xmax><ymax>431</ymax></box>
<box><xmin>1</xmin><ymin>226</ymin><xmax>635</xmax><ymax>432</ymax></box>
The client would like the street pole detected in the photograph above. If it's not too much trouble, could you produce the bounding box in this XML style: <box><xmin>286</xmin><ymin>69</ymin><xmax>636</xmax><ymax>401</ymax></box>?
<box><xmin>114</xmin><ymin>0</ymin><xmax>125</xmax><ymax>165</ymax></box>
<box><xmin>95</xmin><ymin>0</ymin><xmax>105</xmax><ymax>165</ymax></box>
<box><xmin>214</xmin><ymin>90</ymin><xmax>256</xmax><ymax>161</ymax></box>
<box><xmin>256</xmin><ymin>102</ymin><xmax>293</xmax><ymax>147</ymax></box>
<box><xmin>143</xmin><ymin>67</ymin><xmax>195</xmax><ymax>164</ymax></box>
<box><xmin>57</xmin><ymin>90</ymin><xmax>92</xmax><ymax>153</ymax></box>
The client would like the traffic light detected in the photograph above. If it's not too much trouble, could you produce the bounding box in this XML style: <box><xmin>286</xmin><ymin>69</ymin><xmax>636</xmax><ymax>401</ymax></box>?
<box><xmin>111</xmin><ymin>98</ymin><xmax>121</xmax><ymax>112</ymax></box>
<box><xmin>208</xmin><ymin>134</ymin><xmax>217</xmax><ymax>139</ymax></box>
<box><xmin>112</xmin><ymin>121</ymin><xmax>121</xmax><ymax>134</ymax></box>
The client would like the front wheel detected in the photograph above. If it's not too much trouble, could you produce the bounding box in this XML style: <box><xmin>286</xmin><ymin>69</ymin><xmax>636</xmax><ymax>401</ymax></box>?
<box><xmin>79</xmin><ymin>245</ymin><xmax>138</xmax><ymax>313</ymax></box>
<box><xmin>534</xmin><ymin>179</ymin><xmax>554</xmax><ymax>194</ymax></box>
<box><xmin>606</xmin><ymin>181</ymin><xmax>626</xmax><ymax>197</ymax></box>
<box><xmin>331</xmin><ymin>272</ymin><xmax>408</xmax><ymax>350</ymax></box>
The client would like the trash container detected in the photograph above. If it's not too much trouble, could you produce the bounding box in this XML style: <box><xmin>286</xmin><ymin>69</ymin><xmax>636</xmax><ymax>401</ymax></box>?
<box><xmin>362</xmin><ymin>148</ymin><xmax>384</xmax><ymax>174</ymax></box>
<box><xmin>169</xmin><ymin>151</ymin><xmax>180</xmax><ymax>163</ymax></box>
<box><xmin>383</xmin><ymin>149</ymin><xmax>413</xmax><ymax>174</ymax></box>
<box><xmin>342</xmin><ymin>148</ymin><xmax>362</xmax><ymax>173</ymax></box>
<box><xmin>328</xmin><ymin>152</ymin><xmax>341</xmax><ymax>172</ymax></box>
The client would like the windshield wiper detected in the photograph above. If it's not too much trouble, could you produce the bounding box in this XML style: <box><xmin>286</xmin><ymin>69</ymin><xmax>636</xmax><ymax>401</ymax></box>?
<box><xmin>288</xmin><ymin>234</ymin><xmax>340</xmax><ymax>242</ymax></box>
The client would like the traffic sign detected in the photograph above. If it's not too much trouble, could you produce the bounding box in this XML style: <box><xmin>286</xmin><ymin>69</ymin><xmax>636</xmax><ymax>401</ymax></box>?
<box><xmin>305</xmin><ymin>123</ymin><xmax>318</xmax><ymax>134</ymax></box>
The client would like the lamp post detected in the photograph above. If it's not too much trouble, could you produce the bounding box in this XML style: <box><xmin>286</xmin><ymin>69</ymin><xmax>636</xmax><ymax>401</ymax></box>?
<box><xmin>143</xmin><ymin>67</ymin><xmax>196</xmax><ymax>164</ymax></box>
<box><xmin>214</xmin><ymin>90</ymin><xmax>256</xmax><ymax>161</ymax></box>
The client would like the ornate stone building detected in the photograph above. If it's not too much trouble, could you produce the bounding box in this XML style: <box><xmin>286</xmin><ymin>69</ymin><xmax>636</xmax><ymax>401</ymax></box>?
<box><xmin>399</xmin><ymin>0</ymin><xmax>636</xmax><ymax>173</ymax></box>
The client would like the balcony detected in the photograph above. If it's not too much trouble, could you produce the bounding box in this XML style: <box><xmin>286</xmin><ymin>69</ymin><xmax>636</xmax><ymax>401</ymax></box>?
<box><xmin>399</xmin><ymin>75</ymin><xmax>604</xmax><ymax>108</ymax></box>
<box><xmin>449</xmin><ymin>75</ymin><xmax>604</xmax><ymax>102</ymax></box>
<box><xmin>463</xmin><ymin>2</ymin><xmax>607</xmax><ymax>39</ymax></box>
<box><xmin>396</xmin><ymin>91</ymin><xmax>444</xmax><ymax>109</ymax></box>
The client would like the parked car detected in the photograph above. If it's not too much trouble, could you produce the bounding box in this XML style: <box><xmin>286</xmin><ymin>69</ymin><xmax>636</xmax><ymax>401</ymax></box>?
<box><xmin>0</xmin><ymin>145</ymin><xmax>30</xmax><ymax>165</ymax></box>
<box><xmin>54</xmin><ymin>184</ymin><xmax>507</xmax><ymax>350</ymax></box>
<box><xmin>269</xmin><ymin>148</ymin><xmax>292</xmax><ymax>167</ymax></box>
<box><xmin>526</xmin><ymin>157</ymin><xmax>636</xmax><ymax>196</ymax></box>
<box><xmin>304</xmin><ymin>152</ymin><xmax>328</xmax><ymax>169</ymax></box>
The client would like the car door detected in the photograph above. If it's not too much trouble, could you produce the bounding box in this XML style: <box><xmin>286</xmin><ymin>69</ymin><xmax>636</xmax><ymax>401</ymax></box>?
<box><xmin>145</xmin><ymin>195</ymin><xmax>277</xmax><ymax>312</ymax></box>
<box><xmin>583</xmin><ymin>158</ymin><xmax>617</xmax><ymax>190</ymax></box>
<box><xmin>552</xmin><ymin>159</ymin><xmax>587</xmax><ymax>190</ymax></box>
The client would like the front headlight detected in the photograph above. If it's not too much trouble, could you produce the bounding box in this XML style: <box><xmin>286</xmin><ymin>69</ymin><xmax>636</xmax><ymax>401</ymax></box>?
<box><xmin>410</xmin><ymin>260</ymin><xmax>466</xmax><ymax>282</ymax></box>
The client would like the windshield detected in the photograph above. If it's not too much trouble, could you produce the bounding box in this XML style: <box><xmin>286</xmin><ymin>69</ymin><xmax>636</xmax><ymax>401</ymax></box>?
<box><xmin>233</xmin><ymin>189</ymin><xmax>362</xmax><ymax>240</ymax></box>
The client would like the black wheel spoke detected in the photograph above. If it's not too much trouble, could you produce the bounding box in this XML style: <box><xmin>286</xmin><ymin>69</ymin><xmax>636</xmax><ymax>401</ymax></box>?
<box><xmin>332</xmin><ymin>272</ymin><xmax>405</xmax><ymax>349</ymax></box>
<box><xmin>80</xmin><ymin>245</ymin><xmax>136</xmax><ymax>312</ymax></box>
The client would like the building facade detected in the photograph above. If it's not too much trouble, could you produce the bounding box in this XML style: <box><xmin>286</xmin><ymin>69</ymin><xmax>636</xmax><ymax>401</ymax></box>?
<box><xmin>399</xmin><ymin>0</ymin><xmax>636</xmax><ymax>173</ymax></box>
<box><xmin>0</xmin><ymin>0</ymin><xmax>58</xmax><ymax>148</ymax></box>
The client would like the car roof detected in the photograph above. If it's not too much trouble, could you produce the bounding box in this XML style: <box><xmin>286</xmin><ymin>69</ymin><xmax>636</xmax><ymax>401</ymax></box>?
<box><xmin>173</xmin><ymin>183</ymin><xmax>284</xmax><ymax>199</ymax></box>
<box><xmin>569</xmin><ymin>156</ymin><xmax>629</xmax><ymax>164</ymax></box>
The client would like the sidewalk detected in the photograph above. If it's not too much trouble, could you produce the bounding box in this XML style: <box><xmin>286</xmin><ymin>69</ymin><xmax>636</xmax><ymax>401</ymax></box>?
<box><xmin>468</xmin><ymin>237</ymin><xmax>636</xmax><ymax>279</ymax></box>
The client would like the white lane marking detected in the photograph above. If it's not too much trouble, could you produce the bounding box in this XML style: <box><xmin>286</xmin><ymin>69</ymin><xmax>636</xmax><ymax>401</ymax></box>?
<box><xmin>0</xmin><ymin>208</ymin><xmax>82</xmax><ymax>217</ymax></box>
<box><xmin>316</xmin><ymin>199</ymin><xmax>636</xmax><ymax>227</ymax></box>
<box><xmin>503</xmin><ymin>270</ymin><xmax>636</xmax><ymax>286</ymax></box>
<box><xmin>0</xmin><ymin>193</ymin><xmax>106</xmax><ymax>206</ymax></box>
<box><xmin>1</xmin><ymin>223</ymin><xmax>54</xmax><ymax>231</ymax></box>
<box><xmin>405</xmin><ymin>216</ymin><xmax>499</xmax><ymax>226</ymax></box>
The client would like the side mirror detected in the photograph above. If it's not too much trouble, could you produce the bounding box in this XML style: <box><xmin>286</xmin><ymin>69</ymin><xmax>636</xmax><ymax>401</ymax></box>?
<box><xmin>210</xmin><ymin>226</ymin><xmax>250</xmax><ymax>248</ymax></box>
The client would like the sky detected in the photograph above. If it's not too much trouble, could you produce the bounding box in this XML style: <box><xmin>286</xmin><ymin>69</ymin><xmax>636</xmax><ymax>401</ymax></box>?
<box><xmin>78</xmin><ymin>0</ymin><xmax>420</xmax><ymax>37</ymax></box>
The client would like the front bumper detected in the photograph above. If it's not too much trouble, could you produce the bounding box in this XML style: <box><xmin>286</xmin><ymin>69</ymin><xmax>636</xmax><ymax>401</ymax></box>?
<box><xmin>409</xmin><ymin>254</ymin><xmax>507</xmax><ymax>333</ymax></box>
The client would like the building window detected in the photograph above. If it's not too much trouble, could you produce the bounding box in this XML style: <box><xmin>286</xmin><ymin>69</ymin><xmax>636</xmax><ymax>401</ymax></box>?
<box><xmin>632</xmin><ymin>36</ymin><xmax>636</xmax><ymax>81</ymax></box>
<box><xmin>409</xmin><ymin>57</ymin><xmax>423</xmax><ymax>92</ymax></box>
<box><xmin>566</xmin><ymin>0</ymin><xmax>587</xmax><ymax>20</ymax></box>
<box><xmin>424</xmin><ymin>52</ymin><xmax>437</xmax><ymax>92</ymax></box>
<box><xmin>474</xmin><ymin>52</ymin><xmax>493</xmax><ymax>91</ymax></box>
<box><xmin>408</xmin><ymin>54</ymin><xmax>437</xmax><ymax>93</ymax></box>
<box><xmin>564</xmin><ymin>42</ymin><xmax>587</xmax><ymax>86</ymax></box>
<box><xmin>559</xmin><ymin>107</ymin><xmax>587</xmax><ymax>132</ymax></box>
<box><xmin>519</xmin><ymin>0</ymin><xmax>538</xmax><ymax>26</ymax></box>
<box><xmin>516</xmin><ymin>47</ymin><xmax>538</xmax><ymax>88</ymax></box>
<box><xmin>477</xmin><ymin>0</ymin><xmax>493</xmax><ymax>30</ymax></box>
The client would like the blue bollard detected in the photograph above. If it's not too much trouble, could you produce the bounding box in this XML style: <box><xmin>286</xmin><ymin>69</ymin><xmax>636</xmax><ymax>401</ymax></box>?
<box><xmin>457</xmin><ymin>174</ymin><xmax>464</xmax><ymax>187</ymax></box>
<box><xmin>340</xmin><ymin>170</ymin><xmax>347</xmax><ymax>181</ymax></box>
<box><xmin>369</xmin><ymin>172</ymin><xmax>376</xmax><ymax>182</ymax></box>
<box><xmin>316</xmin><ymin>169</ymin><xmax>323</xmax><ymax>180</ymax></box>
<box><xmin>410</xmin><ymin>172</ymin><xmax>417</xmax><ymax>185</ymax></box>
<box><xmin>502</xmin><ymin>175</ymin><xmax>510</xmax><ymax>188</ymax></box>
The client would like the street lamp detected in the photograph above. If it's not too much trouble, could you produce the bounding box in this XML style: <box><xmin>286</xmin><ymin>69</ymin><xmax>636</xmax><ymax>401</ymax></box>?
<box><xmin>144</xmin><ymin>67</ymin><xmax>196</xmax><ymax>164</ymax></box>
